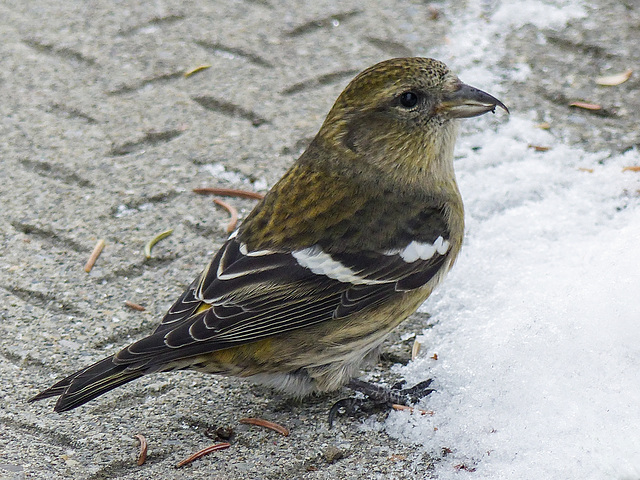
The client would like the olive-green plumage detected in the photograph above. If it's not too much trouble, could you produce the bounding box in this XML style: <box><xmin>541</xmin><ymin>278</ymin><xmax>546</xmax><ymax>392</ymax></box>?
<box><xmin>30</xmin><ymin>57</ymin><xmax>507</xmax><ymax>413</ymax></box>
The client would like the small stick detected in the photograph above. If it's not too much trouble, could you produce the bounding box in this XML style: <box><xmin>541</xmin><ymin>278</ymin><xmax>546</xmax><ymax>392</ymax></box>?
<box><xmin>193</xmin><ymin>187</ymin><xmax>264</xmax><ymax>200</ymax></box>
<box><xmin>134</xmin><ymin>434</ymin><xmax>148</xmax><ymax>466</ymax></box>
<box><xmin>124</xmin><ymin>300</ymin><xmax>146</xmax><ymax>311</ymax></box>
<box><xmin>176</xmin><ymin>442</ymin><xmax>231</xmax><ymax>468</ymax></box>
<box><xmin>84</xmin><ymin>239</ymin><xmax>105</xmax><ymax>273</ymax></box>
<box><xmin>213</xmin><ymin>198</ymin><xmax>239</xmax><ymax>233</ymax></box>
<box><xmin>144</xmin><ymin>229</ymin><xmax>173</xmax><ymax>259</ymax></box>
<box><xmin>239</xmin><ymin>417</ymin><xmax>290</xmax><ymax>437</ymax></box>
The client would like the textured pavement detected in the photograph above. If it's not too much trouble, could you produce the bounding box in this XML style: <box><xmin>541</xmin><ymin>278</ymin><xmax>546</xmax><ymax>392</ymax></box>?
<box><xmin>1</xmin><ymin>1</ymin><xmax>638</xmax><ymax>479</ymax></box>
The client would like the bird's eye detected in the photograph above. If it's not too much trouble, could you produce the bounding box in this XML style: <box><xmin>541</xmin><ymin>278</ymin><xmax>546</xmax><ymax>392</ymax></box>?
<box><xmin>399</xmin><ymin>91</ymin><xmax>419</xmax><ymax>108</ymax></box>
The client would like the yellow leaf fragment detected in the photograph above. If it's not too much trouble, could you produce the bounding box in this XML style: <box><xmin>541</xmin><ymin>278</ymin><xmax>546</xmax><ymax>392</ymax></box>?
<box><xmin>144</xmin><ymin>229</ymin><xmax>174</xmax><ymax>259</ymax></box>
<box><xmin>595</xmin><ymin>69</ymin><xmax>632</xmax><ymax>86</ymax></box>
<box><xmin>184</xmin><ymin>64</ymin><xmax>212</xmax><ymax>78</ymax></box>
<box><xmin>411</xmin><ymin>340</ymin><xmax>421</xmax><ymax>361</ymax></box>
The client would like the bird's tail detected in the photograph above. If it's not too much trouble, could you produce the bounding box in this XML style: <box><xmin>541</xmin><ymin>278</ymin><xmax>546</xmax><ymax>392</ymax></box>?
<box><xmin>29</xmin><ymin>355</ymin><xmax>145</xmax><ymax>412</ymax></box>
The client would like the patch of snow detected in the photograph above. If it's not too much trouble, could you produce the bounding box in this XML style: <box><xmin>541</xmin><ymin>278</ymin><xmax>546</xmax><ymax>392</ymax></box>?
<box><xmin>384</xmin><ymin>1</ymin><xmax>640</xmax><ymax>479</ymax></box>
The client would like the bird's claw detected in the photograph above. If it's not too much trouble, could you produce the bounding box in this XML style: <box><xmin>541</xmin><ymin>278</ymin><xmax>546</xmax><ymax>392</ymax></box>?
<box><xmin>328</xmin><ymin>397</ymin><xmax>364</xmax><ymax>429</ymax></box>
<box><xmin>397</xmin><ymin>379</ymin><xmax>435</xmax><ymax>404</ymax></box>
<box><xmin>328</xmin><ymin>378</ymin><xmax>436</xmax><ymax>428</ymax></box>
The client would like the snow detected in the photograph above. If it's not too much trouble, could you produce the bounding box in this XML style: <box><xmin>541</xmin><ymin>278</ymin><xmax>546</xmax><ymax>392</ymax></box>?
<box><xmin>383</xmin><ymin>1</ymin><xmax>640</xmax><ymax>479</ymax></box>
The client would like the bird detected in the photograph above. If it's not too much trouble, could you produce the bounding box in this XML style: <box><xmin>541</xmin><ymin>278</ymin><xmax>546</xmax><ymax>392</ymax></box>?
<box><xmin>30</xmin><ymin>57</ymin><xmax>508</xmax><ymax>413</ymax></box>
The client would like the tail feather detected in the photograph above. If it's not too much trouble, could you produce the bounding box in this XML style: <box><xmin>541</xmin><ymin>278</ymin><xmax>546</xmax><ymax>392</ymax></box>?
<box><xmin>29</xmin><ymin>355</ymin><xmax>145</xmax><ymax>412</ymax></box>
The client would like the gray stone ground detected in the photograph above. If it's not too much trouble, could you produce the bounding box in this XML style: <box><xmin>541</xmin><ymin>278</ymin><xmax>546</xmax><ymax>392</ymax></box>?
<box><xmin>0</xmin><ymin>1</ymin><xmax>637</xmax><ymax>479</ymax></box>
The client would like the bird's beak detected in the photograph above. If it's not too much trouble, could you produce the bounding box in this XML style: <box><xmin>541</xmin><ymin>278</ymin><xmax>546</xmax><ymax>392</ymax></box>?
<box><xmin>438</xmin><ymin>82</ymin><xmax>509</xmax><ymax>119</ymax></box>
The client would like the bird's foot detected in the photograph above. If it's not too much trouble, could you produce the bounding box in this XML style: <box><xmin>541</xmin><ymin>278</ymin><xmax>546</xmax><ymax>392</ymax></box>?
<box><xmin>328</xmin><ymin>378</ymin><xmax>435</xmax><ymax>428</ymax></box>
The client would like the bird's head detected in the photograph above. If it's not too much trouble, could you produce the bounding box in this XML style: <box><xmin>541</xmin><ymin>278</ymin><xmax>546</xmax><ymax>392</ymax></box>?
<box><xmin>316</xmin><ymin>57</ymin><xmax>508</xmax><ymax>186</ymax></box>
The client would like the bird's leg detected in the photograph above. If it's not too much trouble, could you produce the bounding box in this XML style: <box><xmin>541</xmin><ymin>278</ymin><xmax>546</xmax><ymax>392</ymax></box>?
<box><xmin>328</xmin><ymin>378</ymin><xmax>435</xmax><ymax>428</ymax></box>
<box><xmin>349</xmin><ymin>378</ymin><xmax>435</xmax><ymax>404</ymax></box>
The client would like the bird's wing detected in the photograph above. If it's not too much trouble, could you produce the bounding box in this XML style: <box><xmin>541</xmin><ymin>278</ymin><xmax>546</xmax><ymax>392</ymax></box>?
<box><xmin>114</xmin><ymin>224</ymin><xmax>451</xmax><ymax>368</ymax></box>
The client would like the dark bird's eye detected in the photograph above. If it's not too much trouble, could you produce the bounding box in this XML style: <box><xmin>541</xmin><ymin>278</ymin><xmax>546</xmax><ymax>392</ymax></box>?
<box><xmin>399</xmin><ymin>91</ymin><xmax>419</xmax><ymax>108</ymax></box>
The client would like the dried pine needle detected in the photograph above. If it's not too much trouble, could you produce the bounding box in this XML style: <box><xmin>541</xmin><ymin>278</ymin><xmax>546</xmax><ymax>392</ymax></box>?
<box><xmin>213</xmin><ymin>198</ymin><xmax>239</xmax><ymax>233</ymax></box>
<box><xmin>193</xmin><ymin>187</ymin><xmax>264</xmax><ymax>200</ymax></box>
<box><xmin>391</xmin><ymin>404</ymin><xmax>434</xmax><ymax>416</ymax></box>
<box><xmin>134</xmin><ymin>434</ymin><xmax>148</xmax><ymax>466</ymax></box>
<box><xmin>569</xmin><ymin>101</ymin><xmax>602</xmax><ymax>111</ymax></box>
<box><xmin>124</xmin><ymin>300</ymin><xmax>146</xmax><ymax>311</ymax></box>
<box><xmin>84</xmin><ymin>239</ymin><xmax>105</xmax><ymax>273</ymax></box>
<box><xmin>528</xmin><ymin>144</ymin><xmax>551</xmax><ymax>152</ymax></box>
<box><xmin>239</xmin><ymin>417</ymin><xmax>290</xmax><ymax>436</ymax></box>
<box><xmin>176</xmin><ymin>442</ymin><xmax>231</xmax><ymax>468</ymax></box>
